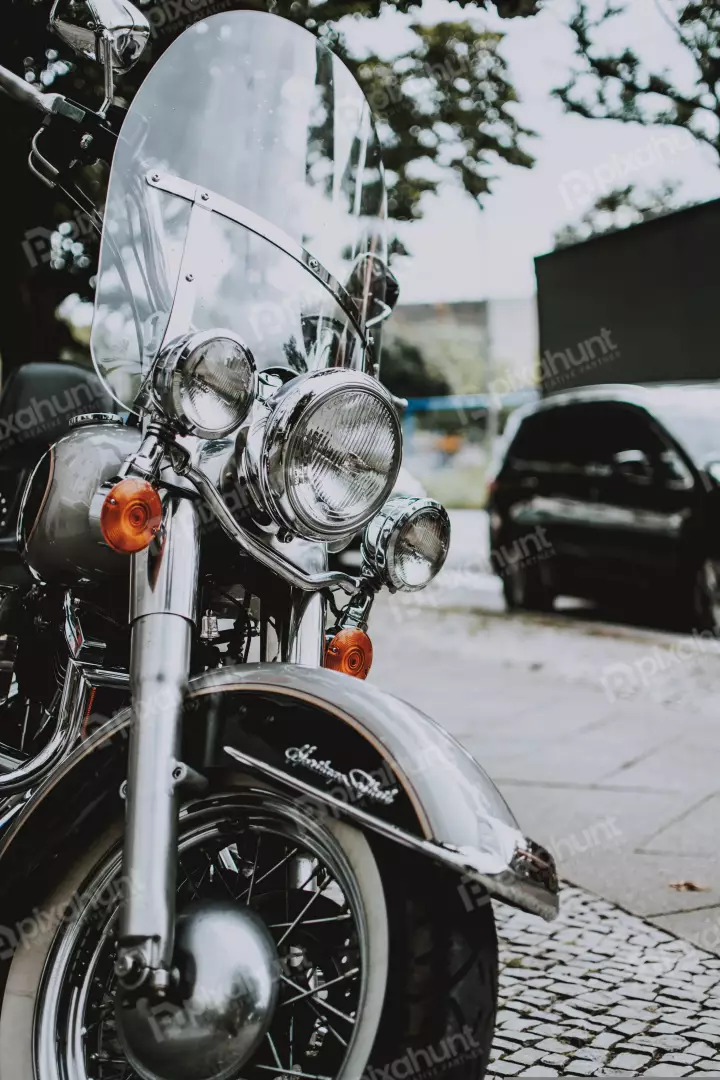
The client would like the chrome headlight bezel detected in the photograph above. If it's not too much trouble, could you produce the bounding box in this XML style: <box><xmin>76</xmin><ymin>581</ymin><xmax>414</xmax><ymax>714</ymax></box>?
<box><xmin>362</xmin><ymin>495</ymin><xmax>451</xmax><ymax>591</ymax></box>
<box><xmin>152</xmin><ymin>329</ymin><xmax>257</xmax><ymax>439</ymax></box>
<box><xmin>244</xmin><ymin>369</ymin><xmax>403</xmax><ymax>543</ymax></box>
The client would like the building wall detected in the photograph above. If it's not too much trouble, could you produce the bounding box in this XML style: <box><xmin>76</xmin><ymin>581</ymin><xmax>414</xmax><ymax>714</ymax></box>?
<box><xmin>385</xmin><ymin>298</ymin><xmax>538</xmax><ymax>394</ymax></box>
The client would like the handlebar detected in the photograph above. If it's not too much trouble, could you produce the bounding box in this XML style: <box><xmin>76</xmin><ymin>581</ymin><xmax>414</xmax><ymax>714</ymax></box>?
<box><xmin>0</xmin><ymin>64</ymin><xmax>85</xmax><ymax>122</ymax></box>
<box><xmin>0</xmin><ymin>65</ymin><xmax>53</xmax><ymax>112</ymax></box>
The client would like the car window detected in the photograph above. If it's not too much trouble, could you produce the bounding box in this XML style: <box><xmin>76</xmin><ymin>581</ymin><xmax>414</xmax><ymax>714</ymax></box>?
<box><xmin>507</xmin><ymin>404</ymin><xmax>599</xmax><ymax>469</ymax></box>
<box><xmin>592</xmin><ymin>404</ymin><xmax>666</xmax><ymax>460</ymax></box>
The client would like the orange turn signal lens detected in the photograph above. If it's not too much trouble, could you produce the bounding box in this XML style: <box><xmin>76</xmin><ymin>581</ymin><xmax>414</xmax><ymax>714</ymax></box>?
<box><xmin>100</xmin><ymin>478</ymin><xmax>162</xmax><ymax>554</ymax></box>
<box><xmin>324</xmin><ymin>628</ymin><xmax>373</xmax><ymax>680</ymax></box>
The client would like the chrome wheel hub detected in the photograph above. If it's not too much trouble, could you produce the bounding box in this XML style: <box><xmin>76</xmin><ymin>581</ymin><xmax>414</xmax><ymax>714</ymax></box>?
<box><xmin>34</xmin><ymin>792</ymin><xmax>371</xmax><ymax>1080</ymax></box>
<box><xmin>117</xmin><ymin>903</ymin><xmax>279</xmax><ymax>1080</ymax></box>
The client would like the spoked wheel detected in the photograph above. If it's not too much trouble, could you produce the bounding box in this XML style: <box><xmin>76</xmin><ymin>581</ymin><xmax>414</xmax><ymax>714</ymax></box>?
<box><xmin>0</xmin><ymin>790</ymin><xmax>389</xmax><ymax>1080</ymax></box>
<box><xmin>0</xmin><ymin>786</ymin><xmax>498</xmax><ymax>1080</ymax></box>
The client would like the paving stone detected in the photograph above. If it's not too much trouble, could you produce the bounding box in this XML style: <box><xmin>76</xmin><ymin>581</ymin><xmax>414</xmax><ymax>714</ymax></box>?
<box><xmin>531</xmin><ymin>1024</ymin><xmax>562</xmax><ymax>1037</ymax></box>
<box><xmin>644</xmin><ymin>1066</ymin><xmax>692</xmax><ymax>1076</ymax></box>
<box><xmin>660</xmin><ymin>1052</ymin><xmax>704</xmax><ymax>1065</ymax></box>
<box><xmin>493</xmin><ymin>884</ymin><xmax>720</xmax><ymax>1077</ymax></box>
<box><xmin>569</xmin><ymin>1061</ymin><xmax>604</xmax><ymax>1076</ymax></box>
<box><xmin>488</xmin><ymin>1063</ymin><xmax>523</xmax><ymax>1076</ymax></box>
<box><xmin>615</xmin><ymin>1019</ymin><xmax>648</xmax><ymax>1036</ymax></box>
<box><xmin>687</xmin><ymin>1042</ymin><xmax>719</xmax><ymax>1058</ymax></box>
<box><xmin>506</xmin><ymin>1048</ymin><xmax>545</xmax><ymax>1066</ymax></box>
<box><xmin>496</xmin><ymin>1031</ymin><xmax>540</xmax><ymax>1044</ymax></box>
<box><xmin>608</xmin><ymin>1052</ymin><xmax>652</xmax><ymax>1070</ymax></box>
<box><xmin>573</xmin><ymin>1046</ymin><xmax>608</xmax><ymax>1062</ymax></box>
<box><xmin>625</xmin><ymin>1034</ymin><xmax>689</xmax><ymax>1051</ymax></box>
<box><xmin>591</xmin><ymin>1032</ymin><xmax>622</xmax><ymax>1049</ymax></box>
<box><xmin>535</xmin><ymin>1038</ymin><xmax>573</xmax><ymax>1054</ymax></box>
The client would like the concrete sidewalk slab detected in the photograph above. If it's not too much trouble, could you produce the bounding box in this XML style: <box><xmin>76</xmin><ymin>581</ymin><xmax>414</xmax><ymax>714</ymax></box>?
<box><xmin>370</xmin><ymin>594</ymin><xmax>720</xmax><ymax>952</ymax></box>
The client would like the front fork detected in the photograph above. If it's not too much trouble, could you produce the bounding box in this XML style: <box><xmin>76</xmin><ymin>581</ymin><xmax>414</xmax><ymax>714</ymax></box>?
<box><xmin>114</xmin><ymin>498</ymin><xmax>333</xmax><ymax>988</ymax></box>
<box><xmin>115</xmin><ymin>496</ymin><xmax>200</xmax><ymax>990</ymax></box>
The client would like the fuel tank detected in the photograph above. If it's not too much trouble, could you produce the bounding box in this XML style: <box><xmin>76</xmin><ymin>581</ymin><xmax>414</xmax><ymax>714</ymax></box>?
<box><xmin>17</xmin><ymin>417</ymin><xmax>140</xmax><ymax>584</ymax></box>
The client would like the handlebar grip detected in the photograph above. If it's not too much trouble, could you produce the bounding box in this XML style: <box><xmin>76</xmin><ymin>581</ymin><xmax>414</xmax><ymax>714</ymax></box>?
<box><xmin>0</xmin><ymin>66</ymin><xmax>53</xmax><ymax>114</ymax></box>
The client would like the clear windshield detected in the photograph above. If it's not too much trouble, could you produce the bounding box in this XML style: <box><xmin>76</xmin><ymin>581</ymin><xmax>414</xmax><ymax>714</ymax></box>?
<box><xmin>91</xmin><ymin>10</ymin><xmax>387</xmax><ymax>412</ymax></box>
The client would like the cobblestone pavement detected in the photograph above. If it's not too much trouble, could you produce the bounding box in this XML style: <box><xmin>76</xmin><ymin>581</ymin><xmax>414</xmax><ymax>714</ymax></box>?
<box><xmin>493</xmin><ymin>886</ymin><xmax>720</xmax><ymax>1076</ymax></box>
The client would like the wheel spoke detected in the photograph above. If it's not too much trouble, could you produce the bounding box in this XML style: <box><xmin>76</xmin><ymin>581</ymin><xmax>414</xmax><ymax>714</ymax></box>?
<box><xmin>247</xmin><ymin>833</ymin><xmax>262</xmax><ymax>905</ymax></box>
<box><xmin>281</xmin><ymin>967</ymin><xmax>360</xmax><ymax>1007</ymax></box>
<box><xmin>280</xmin><ymin>975</ymin><xmax>356</xmax><ymax>1025</ymax></box>
<box><xmin>254</xmin><ymin>1065</ymin><xmax>333</xmax><ymax>1080</ymax></box>
<box><xmin>277</xmin><ymin>880</ymin><xmax>327</xmax><ymax>946</ymax></box>
<box><xmin>265</xmin><ymin>1031</ymin><xmax>284</xmax><ymax>1070</ymax></box>
<box><xmin>269</xmin><ymin>912</ymin><xmax>351</xmax><ymax>929</ymax></box>
<box><xmin>237</xmin><ymin>845</ymin><xmax>299</xmax><ymax>902</ymax></box>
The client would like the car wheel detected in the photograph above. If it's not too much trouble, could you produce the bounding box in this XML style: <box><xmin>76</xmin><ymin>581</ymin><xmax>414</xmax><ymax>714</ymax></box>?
<box><xmin>684</xmin><ymin>558</ymin><xmax>720</xmax><ymax>633</ymax></box>
<box><xmin>502</xmin><ymin>560</ymin><xmax>555</xmax><ymax>613</ymax></box>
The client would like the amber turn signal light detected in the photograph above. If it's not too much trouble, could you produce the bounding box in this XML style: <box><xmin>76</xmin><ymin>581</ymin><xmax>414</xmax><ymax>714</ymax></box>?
<box><xmin>100</xmin><ymin>478</ymin><xmax>162</xmax><ymax>554</ymax></box>
<box><xmin>324</xmin><ymin>628</ymin><xmax>373</xmax><ymax>680</ymax></box>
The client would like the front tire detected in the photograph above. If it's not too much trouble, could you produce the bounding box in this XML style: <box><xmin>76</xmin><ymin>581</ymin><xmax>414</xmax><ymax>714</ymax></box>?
<box><xmin>502</xmin><ymin>559</ymin><xmax>555</xmax><ymax>613</ymax></box>
<box><xmin>0</xmin><ymin>790</ymin><xmax>498</xmax><ymax>1080</ymax></box>
<box><xmin>670</xmin><ymin>557</ymin><xmax>720</xmax><ymax>633</ymax></box>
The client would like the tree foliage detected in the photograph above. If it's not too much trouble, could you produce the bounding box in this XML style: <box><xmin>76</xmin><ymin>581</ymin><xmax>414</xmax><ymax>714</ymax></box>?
<box><xmin>554</xmin><ymin>179</ymin><xmax>691</xmax><ymax>247</ymax></box>
<box><xmin>554</xmin><ymin>1</ymin><xmax>720</xmax><ymax>160</ymax></box>
<box><xmin>380</xmin><ymin>336</ymin><xmax>451</xmax><ymax>398</ymax></box>
<box><xmin>0</xmin><ymin>0</ymin><xmax>538</xmax><ymax>375</ymax></box>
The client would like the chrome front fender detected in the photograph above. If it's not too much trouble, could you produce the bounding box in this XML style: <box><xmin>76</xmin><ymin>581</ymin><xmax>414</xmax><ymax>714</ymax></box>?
<box><xmin>189</xmin><ymin>664</ymin><xmax>559</xmax><ymax>921</ymax></box>
<box><xmin>0</xmin><ymin>664</ymin><xmax>558</xmax><ymax>923</ymax></box>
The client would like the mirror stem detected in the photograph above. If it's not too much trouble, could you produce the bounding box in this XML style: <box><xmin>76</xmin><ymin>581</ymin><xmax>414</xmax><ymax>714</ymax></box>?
<box><xmin>98</xmin><ymin>31</ymin><xmax>115</xmax><ymax>117</ymax></box>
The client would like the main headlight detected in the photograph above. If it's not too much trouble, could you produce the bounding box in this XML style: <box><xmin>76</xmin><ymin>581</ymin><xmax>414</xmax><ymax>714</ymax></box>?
<box><xmin>153</xmin><ymin>330</ymin><xmax>256</xmax><ymax>438</ymax></box>
<box><xmin>363</xmin><ymin>496</ymin><xmax>451</xmax><ymax>591</ymax></box>
<box><xmin>244</xmin><ymin>370</ymin><xmax>402</xmax><ymax>542</ymax></box>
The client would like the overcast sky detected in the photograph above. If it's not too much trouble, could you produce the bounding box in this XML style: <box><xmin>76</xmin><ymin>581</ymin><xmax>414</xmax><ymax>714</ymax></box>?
<box><xmin>343</xmin><ymin>0</ymin><xmax>720</xmax><ymax>304</ymax></box>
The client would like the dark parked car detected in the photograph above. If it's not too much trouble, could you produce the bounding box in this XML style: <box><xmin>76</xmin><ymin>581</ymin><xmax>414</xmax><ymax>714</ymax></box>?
<box><xmin>486</xmin><ymin>384</ymin><xmax>720</xmax><ymax>631</ymax></box>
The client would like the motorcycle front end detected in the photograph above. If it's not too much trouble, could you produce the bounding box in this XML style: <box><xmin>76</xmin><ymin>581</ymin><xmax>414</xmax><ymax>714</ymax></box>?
<box><xmin>0</xmin><ymin>6</ymin><xmax>559</xmax><ymax>1079</ymax></box>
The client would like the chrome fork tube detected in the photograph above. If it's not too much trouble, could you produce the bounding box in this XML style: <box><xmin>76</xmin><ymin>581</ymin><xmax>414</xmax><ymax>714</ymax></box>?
<box><xmin>117</xmin><ymin>496</ymin><xmax>200</xmax><ymax>988</ymax></box>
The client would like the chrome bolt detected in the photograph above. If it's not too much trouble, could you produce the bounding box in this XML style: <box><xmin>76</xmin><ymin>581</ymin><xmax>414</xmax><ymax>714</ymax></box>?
<box><xmin>80</xmin><ymin>133</ymin><xmax>93</xmax><ymax>151</ymax></box>
<box><xmin>151</xmin><ymin>172</ymin><xmax>160</xmax><ymax>182</ymax></box>
<box><xmin>185</xmin><ymin>273</ymin><xmax>194</xmax><ymax>282</ymax></box>
<box><xmin>114</xmin><ymin>953</ymin><xmax>134</xmax><ymax>978</ymax></box>
<box><xmin>201</xmin><ymin>192</ymin><xmax>209</xmax><ymax>201</ymax></box>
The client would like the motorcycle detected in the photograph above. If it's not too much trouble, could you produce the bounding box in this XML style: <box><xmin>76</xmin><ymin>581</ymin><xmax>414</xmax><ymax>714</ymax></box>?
<box><xmin>0</xmin><ymin>4</ymin><xmax>558</xmax><ymax>1078</ymax></box>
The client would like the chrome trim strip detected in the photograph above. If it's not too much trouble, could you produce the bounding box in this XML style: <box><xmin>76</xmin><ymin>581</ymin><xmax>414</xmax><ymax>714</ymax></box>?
<box><xmin>145</xmin><ymin>170</ymin><xmax>367</xmax><ymax>351</ymax></box>
<box><xmin>225</xmin><ymin>745</ymin><xmax>557</xmax><ymax>922</ymax></box>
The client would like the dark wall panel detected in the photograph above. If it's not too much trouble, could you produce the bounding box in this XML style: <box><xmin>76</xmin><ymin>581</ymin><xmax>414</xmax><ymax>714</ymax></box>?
<box><xmin>534</xmin><ymin>199</ymin><xmax>720</xmax><ymax>394</ymax></box>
